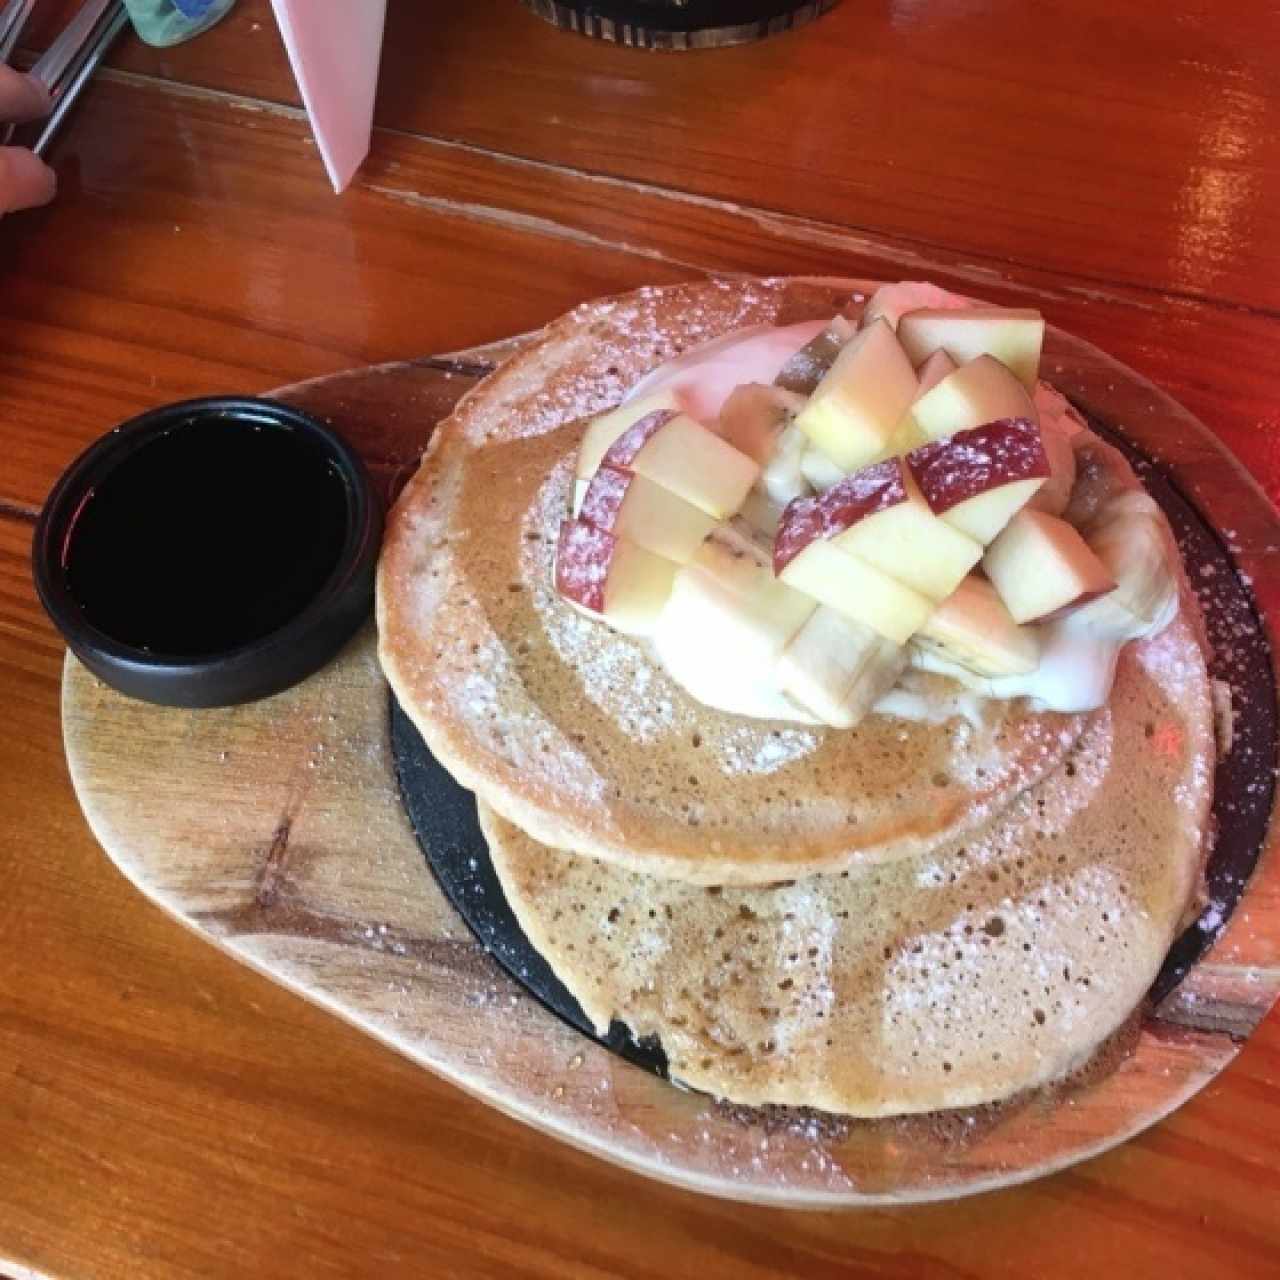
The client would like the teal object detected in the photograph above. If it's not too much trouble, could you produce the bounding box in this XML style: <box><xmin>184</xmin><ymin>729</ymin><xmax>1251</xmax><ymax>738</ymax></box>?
<box><xmin>123</xmin><ymin>0</ymin><xmax>236</xmax><ymax>46</ymax></box>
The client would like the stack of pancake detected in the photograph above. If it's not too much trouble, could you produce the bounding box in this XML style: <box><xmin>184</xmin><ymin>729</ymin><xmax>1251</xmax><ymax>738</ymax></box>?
<box><xmin>376</xmin><ymin>278</ymin><xmax>1215</xmax><ymax>1117</ymax></box>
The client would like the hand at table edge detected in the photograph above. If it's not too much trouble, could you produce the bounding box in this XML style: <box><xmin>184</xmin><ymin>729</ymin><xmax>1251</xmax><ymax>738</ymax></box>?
<box><xmin>0</xmin><ymin>65</ymin><xmax>54</xmax><ymax>214</ymax></box>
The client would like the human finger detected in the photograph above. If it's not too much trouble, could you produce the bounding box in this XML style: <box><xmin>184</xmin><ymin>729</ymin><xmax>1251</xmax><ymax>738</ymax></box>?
<box><xmin>0</xmin><ymin>65</ymin><xmax>51</xmax><ymax>122</ymax></box>
<box><xmin>0</xmin><ymin>146</ymin><xmax>56</xmax><ymax>213</ymax></box>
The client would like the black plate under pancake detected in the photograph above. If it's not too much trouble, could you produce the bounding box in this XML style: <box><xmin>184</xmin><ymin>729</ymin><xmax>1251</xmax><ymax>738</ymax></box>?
<box><xmin>390</xmin><ymin>697</ymin><xmax>669</xmax><ymax>1074</ymax></box>
<box><xmin>390</xmin><ymin>416</ymin><xmax>1277</xmax><ymax>1074</ymax></box>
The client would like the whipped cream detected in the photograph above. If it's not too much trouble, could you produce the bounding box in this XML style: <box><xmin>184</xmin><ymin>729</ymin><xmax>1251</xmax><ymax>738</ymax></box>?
<box><xmin>626</xmin><ymin>320</ymin><xmax>827</xmax><ymax>423</ymax></box>
<box><xmin>650</xmin><ymin>625</ymin><xmax>819</xmax><ymax>724</ymax></box>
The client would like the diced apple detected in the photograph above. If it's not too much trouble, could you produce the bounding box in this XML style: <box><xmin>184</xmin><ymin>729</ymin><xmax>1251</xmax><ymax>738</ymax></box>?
<box><xmin>776</xmin><ymin>460</ymin><xmax>980</xmax><ymax>602</ymax></box>
<box><xmin>777</xmin><ymin>537</ymin><xmax>932</xmax><ymax>646</ymax></box>
<box><xmin>554</xmin><ymin>520</ymin><xmax>677</xmax><ymax>636</ymax></box>
<box><xmin>942</xmin><ymin>479</ymin><xmax>1045</xmax><ymax>545</ymax></box>
<box><xmin>905</xmin><ymin>418</ymin><xmax>1049</xmax><ymax>544</ymax></box>
<box><xmin>800</xmin><ymin>445</ymin><xmax>846</xmax><ymax>493</ymax></box>
<box><xmin>717</xmin><ymin>383</ymin><xmax>806</xmax><ymax>466</ymax></box>
<box><xmin>775</xmin><ymin>314</ymin><xmax>857</xmax><ymax>394</ymax></box>
<box><xmin>571</xmin><ymin>477</ymin><xmax>588</xmax><ymax>516</ymax></box>
<box><xmin>659</xmin><ymin>524</ymin><xmax>816</xmax><ymax>669</ymax></box>
<box><xmin>1072</xmin><ymin>492</ymin><xmax>1179</xmax><ymax>638</ymax></box>
<box><xmin>913</xmin><ymin>576</ymin><xmax>1040</xmax><ymax>676</ymax></box>
<box><xmin>898</xmin><ymin>307</ymin><xmax>1045</xmax><ymax>390</ymax></box>
<box><xmin>983</xmin><ymin>509</ymin><xmax>1116</xmax><ymax>624</ymax></box>
<box><xmin>776</xmin><ymin>606</ymin><xmax>906</xmax><ymax>729</ymax></box>
<box><xmin>915</xmin><ymin>349</ymin><xmax>958</xmax><ymax>397</ymax></box>
<box><xmin>604</xmin><ymin>411</ymin><xmax>760</xmax><ymax>520</ymax></box>
<box><xmin>909</xmin><ymin>355</ymin><xmax>1038</xmax><ymax>443</ymax></box>
<box><xmin>598</xmin><ymin>406</ymin><xmax>678</xmax><ymax>468</ymax></box>
<box><xmin>1026</xmin><ymin>416</ymin><xmax>1078</xmax><ymax>516</ymax></box>
<box><xmin>578</xmin><ymin>464</ymin><xmax>718</xmax><ymax>564</ymax></box>
<box><xmin>1034</xmin><ymin>382</ymin><xmax>1088</xmax><ymax>442</ymax></box>
<box><xmin>879</xmin><ymin>357</ymin><xmax>954</xmax><ymax>458</ymax></box>
<box><xmin>892</xmin><ymin>420</ymin><xmax>927</xmax><ymax>458</ymax></box>
<box><xmin>773</xmin><ymin>462</ymin><xmax>901</xmax><ymax>571</ymax></box>
<box><xmin>861</xmin><ymin>281</ymin><xmax>971</xmax><ymax>331</ymax></box>
<box><xmin>882</xmin><ymin>417</ymin><xmax>926</xmax><ymax>459</ymax></box>
<box><xmin>575</xmin><ymin>390</ymin><xmax>684</xmax><ymax>483</ymax></box>
<box><xmin>832</xmin><ymin>472</ymin><xmax>983</xmax><ymax>602</ymax></box>
<box><xmin>793</xmin><ymin>319</ymin><xmax>919</xmax><ymax>471</ymax></box>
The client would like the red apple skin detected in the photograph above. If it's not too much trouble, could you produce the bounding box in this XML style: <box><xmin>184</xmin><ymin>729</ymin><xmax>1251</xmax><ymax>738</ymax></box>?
<box><xmin>905</xmin><ymin>417</ymin><xmax>1049</xmax><ymax>515</ymax></box>
<box><xmin>600</xmin><ymin>409</ymin><xmax>679</xmax><ymax>469</ymax></box>
<box><xmin>555</xmin><ymin>519</ymin><xmax>613</xmax><ymax>613</ymax></box>
<box><xmin>773</xmin><ymin>458</ymin><xmax>904</xmax><ymax>574</ymax></box>
<box><xmin>578</xmin><ymin>464</ymin><xmax>630</xmax><ymax>533</ymax></box>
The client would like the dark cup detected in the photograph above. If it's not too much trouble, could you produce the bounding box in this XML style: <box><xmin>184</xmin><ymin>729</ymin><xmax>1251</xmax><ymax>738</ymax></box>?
<box><xmin>520</xmin><ymin>0</ymin><xmax>837</xmax><ymax>48</ymax></box>
<box><xmin>33</xmin><ymin>397</ymin><xmax>383</xmax><ymax>709</ymax></box>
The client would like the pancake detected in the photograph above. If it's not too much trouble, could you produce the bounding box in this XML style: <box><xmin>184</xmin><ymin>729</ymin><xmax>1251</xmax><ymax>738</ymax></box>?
<box><xmin>481</xmin><ymin>597</ymin><xmax>1214</xmax><ymax>1115</ymax></box>
<box><xmin>377</xmin><ymin>278</ymin><xmax>1086</xmax><ymax>884</ymax></box>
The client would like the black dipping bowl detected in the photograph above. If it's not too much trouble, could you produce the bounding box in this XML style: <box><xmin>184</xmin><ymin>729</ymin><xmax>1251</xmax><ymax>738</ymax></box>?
<box><xmin>33</xmin><ymin>396</ymin><xmax>382</xmax><ymax>708</ymax></box>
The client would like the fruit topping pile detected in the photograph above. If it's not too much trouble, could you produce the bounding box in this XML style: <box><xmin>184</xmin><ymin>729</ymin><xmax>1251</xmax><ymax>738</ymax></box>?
<box><xmin>555</xmin><ymin>283</ymin><xmax>1178</xmax><ymax>728</ymax></box>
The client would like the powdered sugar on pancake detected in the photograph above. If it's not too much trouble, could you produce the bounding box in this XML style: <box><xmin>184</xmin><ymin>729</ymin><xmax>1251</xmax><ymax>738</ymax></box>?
<box><xmin>482</xmin><ymin>604</ymin><xmax>1212</xmax><ymax>1111</ymax></box>
<box><xmin>719</xmin><ymin>726</ymin><xmax>820</xmax><ymax>778</ymax></box>
<box><xmin>523</xmin><ymin>453</ymin><xmax>821</xmax><ymax>772</ymax></box>
<box><xmin>458</xmin><ymin>279</ymin><xmax>809</xmax><ymax>448</ymax></box>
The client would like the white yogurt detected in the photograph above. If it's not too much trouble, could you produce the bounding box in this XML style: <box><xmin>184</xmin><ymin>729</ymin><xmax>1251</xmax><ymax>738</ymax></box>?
<box><xmin>910</xmin><ymin>624</ymin><xmax>1123</xmax><ymax>714</ymax></box>
<box><xmin>626</xmin><ymin>320</ymin><xmax>827</xmax><ymax>423</ymax></box>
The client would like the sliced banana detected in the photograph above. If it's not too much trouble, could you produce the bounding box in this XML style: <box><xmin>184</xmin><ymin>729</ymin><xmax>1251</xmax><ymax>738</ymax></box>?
<box><xmin>658</xmin><ymin>524</ymin><xmax>815</xmax><ymax>669</ymax></box>
<box><xmin>717</xmin><ymin>383</ymin><xmax>806</xmax><ymax>466</ymax></box>
<box><xmin>912</xmin><ymin>576</ymin><xmax>1040</xmax><ymax>677</ymax></box>
<box><xmin>760</xmin><ymin>423</ymin><xmax>813</xmax><ymax>507</ymax></box>
<box><xmin>911</xmin><ymin>623</ymin><xmax>1122</xmax><ymax>714</ymax></box>
<box><xmin>1073</xmin><ymin>492</ymin><xmax>1179</xmax><ymax>639</ymax></box>
<box><xmin>775</xmin><ymin>314</ymin><xmax>857</xmax><ymax>395</ymax></box>
<box><xmin>737</xmin><ymin>488</ymin><xmax>784</xmax><ymax>538</ymax></box>
<box><xmin>1034</xmin><ymin>382</ymin><xmax>1088</xmax><ymax>442</ymax></box>
<box><xmin>777</xmin><ymin>606</ymin><xmax>906</xmax><ymax>729</ymax></box>
<box><xmin>652</xmin><ymin>524</ymin><xmax>818</xmax><ymax>722</ymax></box>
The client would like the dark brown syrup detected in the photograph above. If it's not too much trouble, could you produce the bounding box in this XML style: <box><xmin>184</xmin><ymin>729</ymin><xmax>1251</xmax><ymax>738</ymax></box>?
<box><xmin>64</xmin><ymin>421</ymin><xmax>348</xmax><ymax>658</ymax></box>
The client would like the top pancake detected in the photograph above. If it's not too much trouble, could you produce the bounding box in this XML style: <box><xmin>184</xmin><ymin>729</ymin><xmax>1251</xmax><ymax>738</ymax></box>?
<box><xmin>377</xmin><ymin>278</ymin><xmax>1085</xmax><ymax>884</ymax></box>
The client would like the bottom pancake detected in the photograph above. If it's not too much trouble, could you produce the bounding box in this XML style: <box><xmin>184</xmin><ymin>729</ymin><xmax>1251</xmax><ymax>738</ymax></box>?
<box><xmin>481</xmin><ymin>610</ymin><xmax>1214</xmax><ymax>1116</ymax></box>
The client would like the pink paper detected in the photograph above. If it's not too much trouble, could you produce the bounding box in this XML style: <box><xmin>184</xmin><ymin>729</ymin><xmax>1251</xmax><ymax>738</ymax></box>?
<box><xmin>269</xmin><ymin>0</ymin><xmax>386</xmax><ymax>193</ymax></box>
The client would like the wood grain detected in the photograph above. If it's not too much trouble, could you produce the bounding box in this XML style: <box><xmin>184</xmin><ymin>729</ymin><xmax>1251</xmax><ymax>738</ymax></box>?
<box><xmin>4</xmin><ymin>68</ymin><xmax>1280</xmax><ymax>519</ymax></box>
<box><xmin>0</xmin><ymin>0</ymin><xmax>1278</xmax><ymax>1271</ymax></box>
<box><xmin>1</xmin><ymin>500</ymin><xmax>1278</xmax><ymax>1280</ymax></box>
<box><xmin>23</xmin><ymin>0</ymin><xmax>1280</xmax><ymax>316</ymax></box>
<box><xmin>49</xmin><ymin>326</ymin><xmax>1280</xmax><ymax>1215</ymax></box>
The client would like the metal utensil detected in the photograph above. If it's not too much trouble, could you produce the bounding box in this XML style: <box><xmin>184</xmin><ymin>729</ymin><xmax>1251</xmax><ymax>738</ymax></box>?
<box><xmin>1</xmin><ymin>0</ymin><xmax>128</xmax><ymax>152</ymax></box>
<box><xmin>32</xmin><ymin>1</ymin><xmax>127</xmax><ymax>155</ymax></box>
<box><xmin>29</xmin><ymin>0</ymin><xmax>114</xmax><ymax>87</ymax></box>
<box><xmin>0</xmin><ymin>0</ymin><xmax>38</xmax><ymax>63</ymax></box>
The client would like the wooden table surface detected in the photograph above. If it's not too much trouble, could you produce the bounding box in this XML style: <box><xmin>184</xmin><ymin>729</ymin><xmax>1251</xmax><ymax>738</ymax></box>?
<box><xmin>1</xmin><ymin>1</ymin><xmax>1278</xmax><ymax>1275</ymax></box>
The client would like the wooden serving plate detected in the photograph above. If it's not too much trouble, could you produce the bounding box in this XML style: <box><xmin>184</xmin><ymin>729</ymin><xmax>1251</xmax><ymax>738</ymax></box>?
<box><xmin>61</xmin><ymin>312</ymin><xmax>1280</xmax><ymax>1207</ymax></box>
